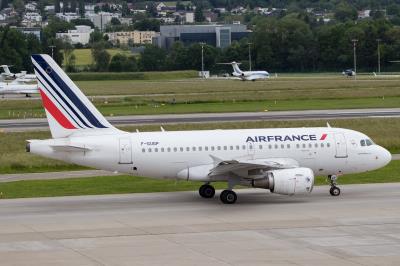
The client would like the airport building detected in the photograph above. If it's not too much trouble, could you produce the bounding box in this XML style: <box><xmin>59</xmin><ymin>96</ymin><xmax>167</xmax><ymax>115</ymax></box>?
<box><xmin>56</xmin><ymin>25</ymin><xmax>94</xmax><ymax>45</ymax></box>
<box><xmin>155</xmin><ymin>24</ymin><xmax>250</xmax><ymax>49</ymax></box>
<box><xmin>107</xmin><ymin>31</ymin><xmax>158</xmax><ymax>45</ymax></box>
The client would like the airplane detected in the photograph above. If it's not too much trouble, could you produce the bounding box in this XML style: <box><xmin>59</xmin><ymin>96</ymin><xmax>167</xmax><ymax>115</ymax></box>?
<box><xmin>27</xmin><ymin>54</ymin><xmax>392</xmax><ymax>204</ymax></box>
<box><xmin>0</xmin><ymin>80</ymin><xmax>38</xmax><ymax>97</ymax></box>
<box><xmin>0</xmin><ymin>65</ymin><xmax>37</xmax><ymax>82</ymax></box>
<box><xmin>228</xmin><ymin>61</ymin><xmax>269</xmax><ymax>81</ymax></box>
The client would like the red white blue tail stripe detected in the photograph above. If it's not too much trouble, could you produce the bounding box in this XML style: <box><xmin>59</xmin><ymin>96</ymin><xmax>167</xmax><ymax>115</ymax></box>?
<box><xmin>31</xmin><ymin>54</ymin><xmax>111</xmax><ymax>131</ymax></box>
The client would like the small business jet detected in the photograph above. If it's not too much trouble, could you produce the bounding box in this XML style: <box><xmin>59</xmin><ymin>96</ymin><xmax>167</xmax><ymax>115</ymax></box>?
<box><xmin>1</xmin><ymin>65</ymin><xmax>37</xmax><ymax>82</ymax></box>
<box><xmin>0</xmin><ymin>80</ymin><xmax>38</xmax><ymax>97</ymax></box>
<box><xmin>27</xmin><ymin>54</ymin><xmax>391</xmax><ymax>204</ymax></box>
<box><xmin>229</xmin><ymin>61</ymin><xmax>269</xmax><ymax>81</ymax></box>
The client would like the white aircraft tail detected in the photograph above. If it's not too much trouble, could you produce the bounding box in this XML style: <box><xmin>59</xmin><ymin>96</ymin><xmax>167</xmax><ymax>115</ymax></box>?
<box><xmin>31</xmin><ymin>54</ymin><xmax>119</xmax><ymax>138</ymax></box>
<box><xmin>1</xmin><ymin>65</ymin><xmax>11</xmax><ymax>75</ymax></box>
<box><xmin>231</xmin><ymin>62</ymin><xmax>243</xmax><ymax>74</ymax></box>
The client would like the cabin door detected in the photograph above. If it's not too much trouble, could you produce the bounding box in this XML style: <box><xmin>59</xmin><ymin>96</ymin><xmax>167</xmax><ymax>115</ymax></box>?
<box><xmin>334</xmin><ymin>133</ymin><xmax>348</xmax><ymax>158</ymax></box>
<box><xmin>119</xmin><ymin>138</ymin><xmax>133</xmax><ymax>164</ymax></box>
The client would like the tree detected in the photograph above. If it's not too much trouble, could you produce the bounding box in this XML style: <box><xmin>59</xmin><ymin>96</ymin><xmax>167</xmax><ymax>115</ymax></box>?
<box><xmin>110</xmin><ymin>17</ymin><xmax>121</xmax><ymax>26</ymax></box>
<box><xmin>91</xmin><ymin>42</ymin><xmax>110</xmax><ymax>71</ymax></box>
<box><xmin>133</xmin><ymin>19</ymin><xmax>160</xmax><ymax>31</ymax></box>
<box><xmin>195</xmin><ymin>6</ymin><xmax>205</xmax><ymax>22</ymax></box>
<box><xmin>89</xmin><ymin>29</ymin><xmax>104</xmax><ymax>44</ymax></box>
<box><xmin>61</xmin><ymin>36</ymin><xmax>76</xmax><ymax>72</ymax></box>
<box><xmin>334</xmin><ymin>2</ymin><xmax>357</xmax><ymax>22</ymax></box>
<box><xmin>109</xmin><ymin>53</ymin><xmax>138</xmax><ymax>72</ymax></box>
<box><xmin>78</xmin><ymin>0</ymin><xmax>85</xmax><ymax>17</ymax></box>
<box><xmin>54</xmin><ymin>0</ymin><xmax>61</xmax><ymax>13</ymax></box>
<box><xmin>139</xmin><ymin>45</ymin><xmax>167</xmax><ymax>71</ymax></box>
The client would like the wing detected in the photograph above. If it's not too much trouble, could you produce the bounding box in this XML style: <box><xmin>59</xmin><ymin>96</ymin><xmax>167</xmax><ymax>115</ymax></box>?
<box><xmin>209</xmin><ymin>156</ymin><xmax>299</xmax><ymax>177</ymax></box>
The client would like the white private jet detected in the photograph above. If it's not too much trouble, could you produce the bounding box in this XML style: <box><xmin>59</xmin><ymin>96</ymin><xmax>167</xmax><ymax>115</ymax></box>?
<box><xmin>1</xmin><ymin>65</ymin><xmax>37</xmax><ymax>82</ymax></box>
<box><xmin>229</xmin><ymin>61</ymin><xmax>269</xmax><ymax>81</ymax></box>
<box><xmin>27</xmin><ymin>54</ymin><xmax>391</xmax><ymax>204</ymax></box>
<box><xmin>0</xmin><ymin>80</ymin><xmax>38</xmax><ymax>97</ymax></box>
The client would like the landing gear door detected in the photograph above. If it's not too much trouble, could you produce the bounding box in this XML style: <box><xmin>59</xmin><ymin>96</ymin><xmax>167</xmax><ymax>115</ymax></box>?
<box><xmin>119</xmin><ymin>138</ymin><xmax>132</xmax><ymax>164</ymax></box>
<box><xmin>334</xmin><ymin>133</ymin><xmax>348</xmax><ymax>158</ymax></box>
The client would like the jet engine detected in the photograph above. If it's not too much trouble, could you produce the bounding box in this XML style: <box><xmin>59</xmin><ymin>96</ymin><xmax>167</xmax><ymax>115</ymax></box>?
<box><xmin>250</xmin><ymin>167</ymin><xmax>314</xmax><ymax>195</ymax></box>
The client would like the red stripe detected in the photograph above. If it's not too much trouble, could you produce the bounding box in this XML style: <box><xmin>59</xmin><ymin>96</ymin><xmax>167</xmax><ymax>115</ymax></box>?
<box><xmin>39</xmin><ymin>89</ymin><xmax>76</xmax><ymax>129</ymax></box>
<box><xmin>320</xmin><ymin>133</ymin><xmax>327</xmax><ymax>140</ymax></box>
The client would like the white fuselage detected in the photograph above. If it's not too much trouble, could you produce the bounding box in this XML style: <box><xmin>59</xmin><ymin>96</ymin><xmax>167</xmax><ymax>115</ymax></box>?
<box><xmin>29</xmin><ymin>127</ymin><xmax>391</xmax><ymax>181</ymax></box>
<box><xmin>0</xmin><ymin>83</ymin><xmax>38</xmax><ymax>95</ymax></box>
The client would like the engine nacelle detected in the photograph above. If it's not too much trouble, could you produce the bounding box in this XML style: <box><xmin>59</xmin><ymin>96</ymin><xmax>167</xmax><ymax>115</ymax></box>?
<box><xmin>251</xmin><ymin>167</ymin><xmax>314</xmax><ymax>195</ymax></box>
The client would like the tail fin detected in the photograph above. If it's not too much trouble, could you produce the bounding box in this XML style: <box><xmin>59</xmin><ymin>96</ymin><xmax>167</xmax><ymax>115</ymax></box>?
<box><xmin>1</xmin><ymin>65</ymin><xmax>11</xmax><ymax>75</ymax></box>
<box><xmin>31</xmin><ymin>54</ymin><xmax>118</xmax><ymax>138</ymax></box>
<box><xmin>231</xmin><ymin>62</ymin><xmax>242</xmax><ymax>74</ymax></box>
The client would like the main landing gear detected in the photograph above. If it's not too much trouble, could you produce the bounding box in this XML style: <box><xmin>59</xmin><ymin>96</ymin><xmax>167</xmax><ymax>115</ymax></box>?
<box><xmin>328</xmin><ymin>175</ymin><xmax>341</xmax><ymax>196</ymax></box>
<box><xmin>199</xmin><ymin>183</ymin><xmax>215</xmax><ymax>198</ymax></box>
<box><xmin>198</xmin><ymin>183</ymin><xmax>238</xmax><ymax>204</ymax></box>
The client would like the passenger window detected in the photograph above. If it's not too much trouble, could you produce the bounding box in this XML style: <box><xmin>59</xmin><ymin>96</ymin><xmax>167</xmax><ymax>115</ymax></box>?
<box><xmin>230</xmin><ymin>146</ymin><xmax>233</xmax><ymax>150</ymax></box>
<box><xmin>180</xmin><ymin>147</ymin><xmax>183</xmax><ymax>152</ymax></box>
<box><xmin>236</xmin><ymin>145</ymin><xmax>240</xmax><ymax>150</ymax></box>
<box><xmin>205</xmin><ymin>146</ymin><xmax>209</xmax><ymax>151</ymax></box>
<box><xmin>287</xmin><ymin>144</ymin><xmax>290</xmax><ymax>149</ymax></box>
<box><xmin>309</xmin><ymin>143</ymin><xmax>312</xmax><ymax>148</ymax></box>
<box><xmin>259</xmin><ymin>145</ymin><xmax>263</xmax><ymax>149</ymax></box>
<box><xmin>192</xmin><ymin>147</ymin><xmax>196</xmax><ymax>151</ymax></box>
<box><xmin>281</xmin><ymin>144</ymin><xmax>284</xmax><ymax>149</ymax></box>
<box><xmin>148</xmin><ymin>148</ymin><xmax>152</xmax><ymax>152</ymax></box>
<box><xmin>142</xmin><ymin>148</ymin><xmax>145</xmax><ymax>153</ymax></box>
<box><xmin>269</xmin><ymin>144</ymin><xmax>272</xmax><ymax>149</ymax></box>
<box><xmin>242</xmin><ymin>145</ymin><xmax>246</xmax><ymax>150</ymax></box>
<box><xmin>315</xmin><ymin>143</ymin><xmax>318</xmax><ymax>148</ymax></box>
<box><xmin>161</xmin><ymin>148</ymin><xmax>164</xmax><ymax>152</ymax></box>
<box><xmin>155</xmin><ymin>148</ymin><xmax>158</xmax><ymax>152</ymax></box>
<box><xmin>198</xmin><ymin>147</ymin><xmax>202</xmax><ymax>151</ymax></box>
<box><xmin>296</xmin><ymin>144</ymin><xmax>300</xmax><ymax>149</ymax></box>
<box><xmin>211</xmin><ymin>146</ymin><xmax>215</xmax><ymax>151</ymax></box>
<box><xmin>223</xmin><ymin>146</ymin><xmax>227</xmax><ymax>150</ymax></box>
<box><xmin>327</xmin><ymin>143</ymin><xmax>331</xmax><ymax>147</ymax></box>
<box><xmin>186</xmin><ymin>147</ymin><xmax>190</xmax><ymax>151</ymax></box>
<box><xmin>302</xmin><ymin>144</ymin><xmax>306</xmax><ymax>148</ymax></box>
<box><xmin>167</xmin><ymin>147</ymin><xmax>171</xmax><ymax>152</ymax></box>
<box><xmin>173</xmin><ymin>147</ymin><xmax>177</xmax><ymax>152</ymax></box>
<box><xmin>275</xmin><ymin>144</ymin><xmax>278</xmax><ymax>149</ymax></box>
<box><xmin>217</xmin><ymin>146</ymin><xmax>221</xmax><ymax>150</ymax></box>
<box><xmin>321</xmin><ymin>143</ymin><xmax>324</xmax><ymax>148</ymax></box>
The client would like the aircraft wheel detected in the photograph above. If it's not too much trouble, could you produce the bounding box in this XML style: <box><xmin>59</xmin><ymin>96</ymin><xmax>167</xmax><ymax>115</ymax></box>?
<box><xmin>220</xmin><ymin>190</ymin><xmax>237</xmax><ymax>204</ymax></box>
<box><xmin>330</xmin><ymin>186</ymin><xmax>340</xmax><ymax>196</ymax></box>
<box><xmin>199</xmin><ymin>184</ymin><xmax>215</xmax><ymax>198</ymax></box>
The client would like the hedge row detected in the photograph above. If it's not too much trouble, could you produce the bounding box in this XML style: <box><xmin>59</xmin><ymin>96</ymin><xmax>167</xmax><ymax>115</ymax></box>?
<box><xmin>68</xmin><ymin>70</ymin><xmax>198</xmax><ymax>81</ymax></box>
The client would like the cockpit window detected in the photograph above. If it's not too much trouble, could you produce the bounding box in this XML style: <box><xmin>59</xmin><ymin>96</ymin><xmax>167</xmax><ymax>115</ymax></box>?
<box><xmin>360</xmin><ymin>139</ymin><xmax>374</xmax><ymax>147</ymax></box>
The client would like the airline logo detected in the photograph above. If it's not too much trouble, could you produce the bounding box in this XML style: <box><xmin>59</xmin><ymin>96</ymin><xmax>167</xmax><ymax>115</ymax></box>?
<box><xmin>31</xmin><ymin>54</ymin><xmax>108</xmax><ymax>130</ymax></box>
<box><xmin>246</xmin><ymin>134</ymin><xmax>328</xmax><ymax>142</ymax></box>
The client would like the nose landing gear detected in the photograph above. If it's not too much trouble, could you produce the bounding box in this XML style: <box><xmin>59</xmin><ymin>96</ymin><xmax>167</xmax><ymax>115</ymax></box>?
<box><xmin>328</xmin><ymin>175</ymin><xmax>341</xmax><ymax>196</ymax></box>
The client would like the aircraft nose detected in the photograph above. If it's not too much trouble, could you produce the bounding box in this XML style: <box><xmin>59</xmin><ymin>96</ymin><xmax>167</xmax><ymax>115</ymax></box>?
<box><xmin>378</xmin><ymin>146</ymin><xmax>392</xmax><ymax>167</ymax></box>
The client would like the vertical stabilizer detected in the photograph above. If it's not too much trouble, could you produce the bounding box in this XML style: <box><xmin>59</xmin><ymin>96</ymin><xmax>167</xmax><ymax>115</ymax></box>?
<box><xmin>31</xmin><ymin>54</ymin><xmax>119</xmax><ymax>138</ymax></box>
<box><xmin>231</xmin><ymin>62</ymin><xmax>243</xmax><ymax>74</ymax></box>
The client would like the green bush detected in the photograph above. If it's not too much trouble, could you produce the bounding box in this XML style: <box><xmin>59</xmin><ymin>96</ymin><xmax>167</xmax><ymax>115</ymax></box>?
<box><xmin>68</xmin><ymin>70</ymin><xmax>197</xmax><ymax>81</ymax></box>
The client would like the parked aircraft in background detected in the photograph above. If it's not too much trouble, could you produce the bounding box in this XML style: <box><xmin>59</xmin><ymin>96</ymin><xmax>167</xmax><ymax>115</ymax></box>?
<box><xmin>27</xmin><ymin>54</ymin><xmax>391</xmax><ymax>204</ymax></box>
<box><xmin>0</xmin><ymin>80</ymin><xmax>38</xmax><ymax>97</ymax></box>
<box><xmin>220</xmin><ymin>62</ymin><xmax>269</xmax><ymax>81</ymax></box>
<box><xmin>1</xmin><ymin>65</ymin><xmax>37</xmax><ymax>82</ymax></box>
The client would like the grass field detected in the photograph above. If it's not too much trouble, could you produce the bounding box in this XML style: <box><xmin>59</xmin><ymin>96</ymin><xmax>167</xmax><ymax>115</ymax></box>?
<box><xmin>2</xmin><ymin>76</ymin><xmax>400</xmax><ymax>119</ymax></box>
<box><xmin>0</xmin><ymin>160</ymin><xmax>398</xmax><ymax>199</ymax></box>
<box><xmin>64</xmin><ymin>48</ymin><xmax>134</xmax><ymax>66</ymax></box>
<box><xmin>1</xmin><ymin>118</ymin><xmax>399</xmax><ymax>174</ymax></box>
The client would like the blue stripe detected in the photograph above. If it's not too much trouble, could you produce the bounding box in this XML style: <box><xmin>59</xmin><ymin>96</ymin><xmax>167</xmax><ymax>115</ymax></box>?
<box><xmin>32</xmin><ymin>54</ymin><xmax>107</xmax><ymax>129</ymax></box>
<box><xmin>34</xmin><ymin>65</ymin><xmax>87</xmax><ymax>129</ymax></box>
